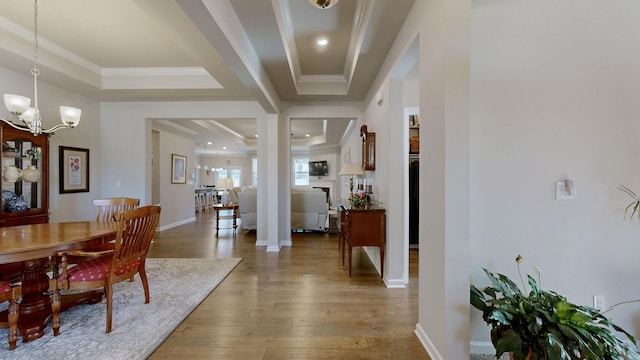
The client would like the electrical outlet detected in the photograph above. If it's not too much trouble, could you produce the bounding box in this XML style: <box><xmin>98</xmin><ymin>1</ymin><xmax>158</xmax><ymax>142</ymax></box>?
<box><xmin>594</xmin><ymin>295</ymin><xmax>606</xmax><ymax>311</ymax></box>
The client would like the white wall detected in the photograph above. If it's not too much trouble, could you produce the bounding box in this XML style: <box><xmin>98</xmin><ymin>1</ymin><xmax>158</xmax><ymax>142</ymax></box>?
<box><xmin>361</xmin><ymin>79</ymin><xmax>395</xmax><ymax>283</ymax></box>
<box><xmin>308</xmin><ymin>145</ymin><xmax>339</xmax><ymax>181</ymax></box>
<box><xmin>469</xmin><ymin>0</ymin><xmax>640</xmax><ymax>353</ymax></box>
<box><xmin>308</xmin><ymin>145</ymin><xmax>340</xmax><ymax>205</ymax></box>
<box><xmin>0</xmin><ymin>67</ymin><xmax>103</xmax><ymax>223</ymax></box>
<box><xmin>156</xmin><ymin>129</ymin><xmax>196</xmax><ymax>228</ymax></box>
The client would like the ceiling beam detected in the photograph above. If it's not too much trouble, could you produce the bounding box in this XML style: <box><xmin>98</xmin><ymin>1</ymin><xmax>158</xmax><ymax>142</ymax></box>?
<box><xmin>177</xmin><ymin>0</ymin><xmax>281</xmax><ymax>114</ymax></box>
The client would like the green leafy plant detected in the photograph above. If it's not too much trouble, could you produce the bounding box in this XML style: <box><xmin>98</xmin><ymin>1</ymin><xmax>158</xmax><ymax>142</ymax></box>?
<box><xmin>619</xmin><ymin>185</ymin><xmax>640</xmax><ymax>220</ymax></box>
<box><xmin>349</xmin><ymin>192</ymin><xmax>370</xmax><ymax>208</ymax></box>
<box><xmin>470</xmin><ymin>255</ymin><xmax>640</xmax><ymax>360</ymax></box>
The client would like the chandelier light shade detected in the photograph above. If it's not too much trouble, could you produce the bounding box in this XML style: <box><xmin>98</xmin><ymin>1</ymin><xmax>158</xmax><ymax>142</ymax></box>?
<box><xmin>0</xmin><ymin>0</ymin><xmax>81</xmax><ymax>136</ymax></box>
<box><xmin>4</xmin><ymin>94</ymin><xmax>31</xmax><ymax>114</ymax></box>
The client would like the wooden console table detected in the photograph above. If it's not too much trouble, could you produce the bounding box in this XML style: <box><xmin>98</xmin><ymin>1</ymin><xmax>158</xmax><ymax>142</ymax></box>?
<box><xmin>338</xmin><ymin>204</ymin><xmax>385</xmax><ymax>278</ymax></box>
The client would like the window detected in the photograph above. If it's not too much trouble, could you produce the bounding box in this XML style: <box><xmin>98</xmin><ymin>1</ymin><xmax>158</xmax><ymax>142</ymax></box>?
<box><xmin>293</xmin><ymin>158</ymin><xmax>309</xmax><ymax>186</ymax></box>
<box><xmin>252</xmin><ymin>158</ymin><xmax>258</xmax><ymax>186</ymax></box>
<box><xmin>216</xmin><ymin>168</ymin><xmax>241</xmax><ymax>187</ymax></box>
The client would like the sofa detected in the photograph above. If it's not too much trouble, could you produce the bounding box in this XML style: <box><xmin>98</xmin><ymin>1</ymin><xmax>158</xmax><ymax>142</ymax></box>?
<box><xmin>234</xmin><ymin>186</ymin><xmax>328</xmax><ymax>231</ymax></box>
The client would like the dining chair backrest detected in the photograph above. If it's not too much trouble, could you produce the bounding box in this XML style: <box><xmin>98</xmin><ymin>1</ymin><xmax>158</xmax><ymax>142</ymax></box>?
<box><xmin>93</xmin><ymin>197</ymin><xmax>140</xmax><ymax>222</ymax></box>
<box><xmin>112</xmin><ymin>205</ymin><xmax>161</xmax><ymax>269</ymax></box>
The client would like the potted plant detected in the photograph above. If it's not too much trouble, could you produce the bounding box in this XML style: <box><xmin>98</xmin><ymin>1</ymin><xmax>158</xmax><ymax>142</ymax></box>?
<box><xmin>619</xmin><ymin>185</ymin><xmax>640</xmax><ymax>220</ymax></box>
<box><xmin>349</xmin><ymin>192</ymin><xmax>370</xmax><ymax>208</ymax></box>
<box><xmin>470</xmin><ymin>255</ymin><xmax>640</xmax><ymax>360</ymax></box>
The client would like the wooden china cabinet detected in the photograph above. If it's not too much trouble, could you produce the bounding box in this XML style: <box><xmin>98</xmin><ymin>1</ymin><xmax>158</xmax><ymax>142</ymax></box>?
<box><xmin>1</xmin><ymin>124</ymin><xmax>50</xmax><ymax>281</ymax></box>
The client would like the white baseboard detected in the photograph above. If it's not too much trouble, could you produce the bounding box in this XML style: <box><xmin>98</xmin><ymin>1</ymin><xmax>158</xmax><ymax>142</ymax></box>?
<box><xmin>158</xmin><ymin>217</ymin><xmax>195</xmax><ymax>231</ymax></box>
<box><xmin>255</xmin><ymin>240</ymin><xmax>268</xmax><ymax>246</ymax></box>
<box><xmin>280</xmin><ymin>238</ymin><xmax>292</xmax><ymax>247</ymax></box>
<box><xmin>266</xmin><ymin>245</ymin><xmax>281</xmax><ymax>252</ymax></box>
<box><xmin>385</xmin><ymin>278</ymin><xmax>407</xmax><ymax>288</ymax></box>
<box><xmin>414</xmin><ymin>323</ymin><xmax>443</xmax><ymax>360</ymax></box>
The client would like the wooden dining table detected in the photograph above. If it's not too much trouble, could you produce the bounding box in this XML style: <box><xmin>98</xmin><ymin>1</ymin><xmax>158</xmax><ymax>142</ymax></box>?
<box><xmin>0</xmin><ymin>221</ymin><xmax>118</xmax><ymax>342</ymax></box>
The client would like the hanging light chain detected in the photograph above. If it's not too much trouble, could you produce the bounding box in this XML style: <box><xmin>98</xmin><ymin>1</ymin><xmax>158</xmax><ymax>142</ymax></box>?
<box><xmin>32</xmin><ymin>0</ymin><xmax>39</xmax><ymax>75</ymax></box>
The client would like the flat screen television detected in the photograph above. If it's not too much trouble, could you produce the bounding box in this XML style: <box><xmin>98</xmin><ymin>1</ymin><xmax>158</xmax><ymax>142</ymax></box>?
<box><xmin>308</xmin><ymin>160</ymin><xmax>329</xmax><ymax>176</ymax></box>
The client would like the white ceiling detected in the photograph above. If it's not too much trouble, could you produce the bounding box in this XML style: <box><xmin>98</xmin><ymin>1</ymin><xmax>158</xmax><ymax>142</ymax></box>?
<box><xmin>0</xmin><ymin>0</ymin><xmax>415</xmax><ymax>155</ymax></box>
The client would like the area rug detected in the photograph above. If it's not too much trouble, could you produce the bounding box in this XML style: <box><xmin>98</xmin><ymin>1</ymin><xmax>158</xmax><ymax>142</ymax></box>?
<box><xmin>0</xmin><ymin>257</ymin><xmax>242</xmax><ymax>359</ymax></box>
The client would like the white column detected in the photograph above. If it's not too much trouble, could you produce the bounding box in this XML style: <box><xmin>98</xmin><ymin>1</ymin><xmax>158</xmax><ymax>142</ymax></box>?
<box><xmin>277</xmin><ymin>113</ymin><xmax>292</xmax><ymax>247</ymax></box>
<box><xmin>256</xmin><ymin>114</ymin><xmax>269</xmax><ymax>246</ymax></box>
<box><xmin>265</xmin><ymin>113</ymin><xmax>281</xmax><ymax>251</ymax></box>
<box><xmin>414</xmin><ymin>0</ymin><xmax>471</xmax><ymax>359</ymax></box>
<box><xmin>385</xmin><ymin>78</ymin><xmax>409</xmax><ymax>287</ymax></box>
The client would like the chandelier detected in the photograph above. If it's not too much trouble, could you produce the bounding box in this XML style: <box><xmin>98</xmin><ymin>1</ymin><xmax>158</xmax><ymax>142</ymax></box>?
<box><xmin>0</xmin><ymin>0</ymin><xmax>81</xmax><ymax>136</ymax></box>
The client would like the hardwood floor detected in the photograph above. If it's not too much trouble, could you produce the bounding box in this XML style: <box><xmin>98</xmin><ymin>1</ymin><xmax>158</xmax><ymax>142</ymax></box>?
<box><xmin>147</xmin><ymin>211</ymin><xmax>429</xmax><ymax>359</ymax></box>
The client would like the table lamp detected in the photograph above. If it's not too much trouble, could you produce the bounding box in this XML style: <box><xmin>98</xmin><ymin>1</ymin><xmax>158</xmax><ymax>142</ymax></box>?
<box><xmin>338</xmin><ymin>163</ymin><xmax>365</xmax><ymax>196</ymax></box>
<box><xmin>217</xmin><ymin>178</ymin><xmax>234</xmax><ymax>204</ymax></box>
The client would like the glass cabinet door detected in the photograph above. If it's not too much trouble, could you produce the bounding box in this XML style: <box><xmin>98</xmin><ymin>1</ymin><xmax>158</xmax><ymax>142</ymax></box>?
<box><xmin>1</xmin><ymin>126</ymin><xmax>49</xmax><ymax>225</ymax></box>
<box><xmin>2</xmin><ymin>138</ymin><xmax>42</xmax><ymax>211</ymax></box>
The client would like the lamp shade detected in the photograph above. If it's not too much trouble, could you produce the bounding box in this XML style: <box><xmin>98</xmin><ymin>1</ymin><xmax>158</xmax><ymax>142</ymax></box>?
<box><xmin>217</xmin><ymin>178</ymin><xmax>234</xmax><ymax>190</ymax></box>
<box><xmin>339</xmin><ymin>163</ymin><xmax>364</xmax><ymax>176</ymax></box>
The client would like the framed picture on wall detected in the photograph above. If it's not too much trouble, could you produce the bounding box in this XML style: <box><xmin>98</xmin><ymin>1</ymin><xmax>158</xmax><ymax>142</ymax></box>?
<box><xmin>59</xmin><ymin>146</ymin><xmax>90</xmax><ymax>193</ymax></box>
<box><xmin>171</xmin><ymin>153</ymin><xmax>187</xmax><ymax>184</ymax></box>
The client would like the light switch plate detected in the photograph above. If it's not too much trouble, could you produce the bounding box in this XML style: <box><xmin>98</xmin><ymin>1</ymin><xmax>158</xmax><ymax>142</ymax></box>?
<box><xmin>555</xmin><ymin>180</ymin><xmax>575</xmax><ymax>200</ymax></box>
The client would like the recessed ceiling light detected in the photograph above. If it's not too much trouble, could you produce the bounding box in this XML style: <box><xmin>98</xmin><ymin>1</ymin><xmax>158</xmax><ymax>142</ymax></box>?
<box><xmin>317</xmin><ymin>38</ymin><xmax>328</xmax><ymax>46</ymax></box>
<box><xmin>222</xmin><ymin>146</ymin><xmax>227</xmax><ymax>150</ymax></box>
<box><xmin>305</xmin><ymin>134</ymin><xmax>310</xmax><ymax>137</ymax></box>
<box><xmin>254</xmin><ymin>134</ymin><xmax>258</xmax><ymax>138</ymax></box>
<box><xmin>207</xmin><ymin>141</ymin><xmax>212</xmax><ymax>145</ymax></box>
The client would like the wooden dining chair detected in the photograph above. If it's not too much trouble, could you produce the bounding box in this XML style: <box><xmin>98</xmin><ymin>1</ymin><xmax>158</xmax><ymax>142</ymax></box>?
<box><xmin>93</xmin><ymin>197</ymin><xmax>140</xmax><ymax>222</ymax></box>
<box><xmin>0</xmin><ymin>282</ymin><xmax>21</xmax><ymax>350</ymax></box>
<box><xmin>65</xmin><ymin>197</ymin><xmax>141</xmax><ymax>278</ymax></box>
<box><xmin>52</xmin><ymin>205</ymin><xmax>161</xmax><ymax>334</ymax></box>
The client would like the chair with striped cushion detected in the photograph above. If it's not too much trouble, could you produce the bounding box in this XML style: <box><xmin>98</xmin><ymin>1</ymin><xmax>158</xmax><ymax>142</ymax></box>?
<box><xmin>0</xmin><ymin>282</ymin><xmax>21</xmax><ymax>350</ymax></box>
<box><xmin>93</xmin><ymin>197</ymin><xmax>140</xmax><ymax>222</ymax></box>
<box><xmin>62</xmin><ymin>197</ymin><xmax>141</xmax><ymax>279</ymax></box>
<box><xmin>52</xmin><ymin>205</ymin><xmax>161</xmax><ymax>334</ymax></box>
